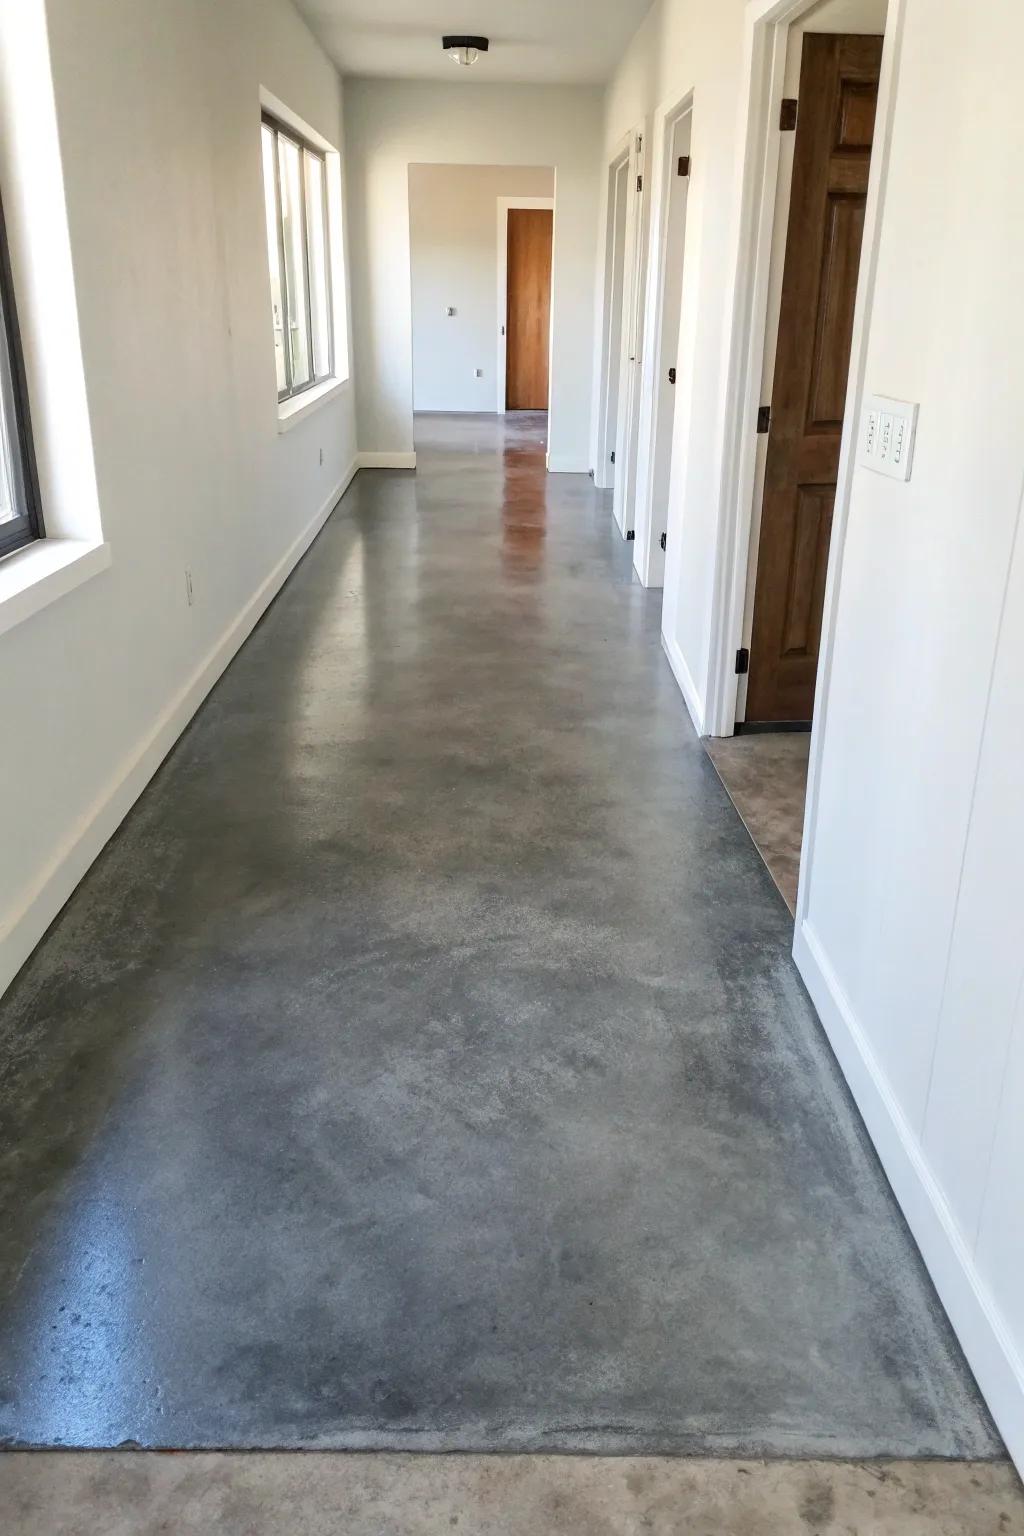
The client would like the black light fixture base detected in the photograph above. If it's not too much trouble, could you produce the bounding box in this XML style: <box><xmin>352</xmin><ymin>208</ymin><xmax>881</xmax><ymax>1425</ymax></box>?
<box><xmin>442</xmin><ymin>35</ymin><xmax>490</xmax><ymax>53</ymax></box>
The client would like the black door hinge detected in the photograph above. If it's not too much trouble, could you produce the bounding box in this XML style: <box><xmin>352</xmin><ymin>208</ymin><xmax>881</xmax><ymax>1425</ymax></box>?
<box><xmin>756</xmin><ymin>404</ymin><xmax>771</xmax><ymax>434</ymax></box>
<box><xmin>677</xmin><ymin>155</ymin><xmax>690</xmax><ymax>177</ymax></box>
<box><xmin>780</xmin><ymin>98</ymin><xmax>798</xmax><ymax>131</ymax></box>
<box><xmin>660</xmin><ymin>532</ymin><xmax>667</xmax><ymax>552</ymax></box>
<box><xmin>626</xmin><ymin>529</ymin><xmax>635</xmax><ymax>541</ymax></box>
<box><xmin>668</xmin><ymin>366</ymin><xmax>676</xmax><ymax>384</ymax></box>
<box><xmin>735</xmin><ymin>647</ymin><xmax>750</xmax><ymax>675</ymax></box>
<box><xmin>637</xmin><ymin>174</ymin><xmax>643</xmax><ymax>193</ymax></box>
<box><xmin>610</xmin><ymin>450</ymin><xmax>615</xmax><ymax>464</ymax></box>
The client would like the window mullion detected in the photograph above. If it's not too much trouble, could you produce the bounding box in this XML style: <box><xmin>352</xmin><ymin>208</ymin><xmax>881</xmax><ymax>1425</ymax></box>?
<box><xmin>299</xmin><ymin>148</ymin><xmax>315</xmax><ymax>380</ymax></box>
<box><xmin>272</xmin><ymin>129</ymin><xmax>293</xmax><ymax>397</ymax></box>
<box><xmin>322</xmin><ymin>159</ymin><xmax>335</xmax><ymax>381</ymax></box>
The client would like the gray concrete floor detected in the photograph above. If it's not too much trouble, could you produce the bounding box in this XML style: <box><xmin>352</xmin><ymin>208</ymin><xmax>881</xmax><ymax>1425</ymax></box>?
<box><xmin>3</xmin><ymin>1452</ymin><xmax>1023</xmax><ymax>1535</ymax></box>
<box><xmin>0</xmin><ymin>414</ymin><xmax>1001</xmax><ymax>1461</ymax></box>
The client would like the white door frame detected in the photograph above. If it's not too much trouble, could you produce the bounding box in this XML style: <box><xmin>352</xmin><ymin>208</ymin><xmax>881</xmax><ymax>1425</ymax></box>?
<box><xmin>632</xmin><ymin>90</ymin><xmax>694</xmax><ymax>586</ymax></box>
<box><xmin>496</xmin><ymin>195</ymin><xmax>556</xmax><ymax>415</ymax></box>
<box><xmin>611</xmin><ymin>124</ymin><xmax>648</xmax><ymax>537</ymax></box>
<box><xmin>593</xmin><ymin>133</ymin><xmax>633</xmax><ymax>490</ymax></box>
<box><xmin>702</xmin><ymin>0</ymin><xmax>904</xmax><ymax>765</ymax></box>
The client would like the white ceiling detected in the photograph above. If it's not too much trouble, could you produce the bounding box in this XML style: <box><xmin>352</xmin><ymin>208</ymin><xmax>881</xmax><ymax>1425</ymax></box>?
<box><xmin>292</xmin><ymin>0</ymin><xmax>656</xmax><ymax>84</ymax></box>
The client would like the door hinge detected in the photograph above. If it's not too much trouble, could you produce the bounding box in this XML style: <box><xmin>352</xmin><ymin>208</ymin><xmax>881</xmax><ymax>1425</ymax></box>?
<box><xmin>756</xmin><ymin>404</ymin><xmax>771</xmax><ymax>434</ymax></box>
<box><xmin>637</xmin><ymin>174</ymin><xmax>643</xmax><ymax>193</ymax></box>
<box><xmin>677</xmin><ymin>155</ymin><xmax>690</xmax><ymax>177</ymax></box>
<box><xmin>610</xmin><ymin>450</ymin><xmax>615</xmax><ymax>464</ymax></box>
<box><xmin>668</xmin><ymin>366</ymin><xmax>677</xmax><ymax>385</ymax></box>
<box><xmin>779</xmin><ymin>98</ymin><xmax>798</xmax><ymax>131</ymax></box>
<box><xmin>626</xmin><ymin>529</ymin><xmax>635</xmax><ymax>541</ymax></box>
<box><xmin>735</xmin><ymin>647</ymin><xmax>750</xmax><ymax>675</ymax></box>
<box><xmin>660</xmin><ymin>532</ymin><xmax>667</xmax><ymax>552</ymax></box>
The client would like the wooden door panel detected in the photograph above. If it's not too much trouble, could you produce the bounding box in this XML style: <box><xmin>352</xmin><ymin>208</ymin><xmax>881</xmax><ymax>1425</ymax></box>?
<box><xmin>837</xmin><ymin>81</ymin><xmax>878</xmax><ymax>148</ymax></box>
<box><xmin>808</xmin><ymin>194</ymin><xmax>867</xmax><ymax>429</ymax></box>
<box><xmin>506</xmin><ymin>209</ymin><xmax>552</xmax><ymax>411</ymax></box>
<box><xmin>781</xmin><ymin>485</ymin><xmax>834</xmax><ymax>658</ymax></box>
<box><xmin>746</xmin><ymin>32</ymin><xmax>882</xmax><ymax>725</ymax></box>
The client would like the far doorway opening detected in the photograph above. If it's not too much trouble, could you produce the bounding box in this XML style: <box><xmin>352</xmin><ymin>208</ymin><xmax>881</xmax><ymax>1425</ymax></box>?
<box><xmin>709</xmin><ymin>0</ymin><xmax>888</xmax><ymax>913</ymax></box>
<box><xmin>407</xmin><ymin>164</ymin><xmax>554</xmax><ymax>433</ymax></box>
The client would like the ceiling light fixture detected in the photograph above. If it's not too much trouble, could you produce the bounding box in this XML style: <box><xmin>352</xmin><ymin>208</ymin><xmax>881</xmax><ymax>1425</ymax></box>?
<box><xmin>442</xmin><ymin>34</ymin><xmax>489</xmax><ymax>67</ymax></box>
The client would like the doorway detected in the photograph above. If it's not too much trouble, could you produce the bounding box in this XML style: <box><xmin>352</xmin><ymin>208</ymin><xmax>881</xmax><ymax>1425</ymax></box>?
<box><xmin>611</xmin><ymin>131</ymin><xmax>648</xmax><ymax>539</ymax></box>
<box><xmin>503</xmin><ymin>208</ymin><xmax>553</xmax><ymax>411</ymax></box>
<box><xmin>707</xmin><ymin>0</ymin><xmax>888</xmax><ymax>912</ymax></box>
<box><xmin>407</xmin><ymin>165</ymin><xmax>553</xmax><ymax>419</ymax></box>
<box><xmin>632</xmin><ymin>97</ymin><xmax>693</xmax><ymax>588</ymax></box>
<box><xmin>594</xmin><ymin>144</ymin><xmax>632</xmax><ymax>491</ymax></box>
<box><xmin>743</xmin><ymin>24</ymin><xmax>883</xmax><ymax>726</ymax></box>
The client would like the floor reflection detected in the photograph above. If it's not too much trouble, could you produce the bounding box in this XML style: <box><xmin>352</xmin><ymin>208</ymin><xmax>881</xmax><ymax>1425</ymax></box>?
<box><xmin>500</xmin><ymin>412</ymin><xmax>548</xmax><ymax>578</ymax></box>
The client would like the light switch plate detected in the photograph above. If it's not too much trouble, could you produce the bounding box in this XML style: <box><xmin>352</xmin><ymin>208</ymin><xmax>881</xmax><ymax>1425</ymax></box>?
<box><xmin>859</xmin><ymin>393</ymin><xmax>918</xmax><ymax>481</ymax></box>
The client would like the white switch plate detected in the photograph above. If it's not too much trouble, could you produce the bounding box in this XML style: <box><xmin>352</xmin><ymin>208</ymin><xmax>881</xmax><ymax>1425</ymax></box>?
<box><xmin>859</xmin><ymin>393</ymin><xmax>918</xmax><ymax>481</ymax></box>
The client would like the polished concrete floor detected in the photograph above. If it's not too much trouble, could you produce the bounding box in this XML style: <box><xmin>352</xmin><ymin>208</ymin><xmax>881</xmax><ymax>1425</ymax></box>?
<box><xmin>706</xmin><ymin>734</ymin><xmax>812</xmax><ymax>914</ymax></box>
<box><xmin>0</xmin><ymin>414</ymin><xmax>1000</xmax><ymax>1459</ymax></box>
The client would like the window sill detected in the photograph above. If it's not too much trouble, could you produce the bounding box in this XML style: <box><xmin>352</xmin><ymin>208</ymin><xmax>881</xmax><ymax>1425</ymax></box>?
<box><xmin>277</xmin><ymin>376</ymin><xmax>350</xmax><ymax>434</ymax></box>
<box><xmin>0</xmin><ymin>538</ymin><xmax>111</xmax><ymax>639</ymax></box>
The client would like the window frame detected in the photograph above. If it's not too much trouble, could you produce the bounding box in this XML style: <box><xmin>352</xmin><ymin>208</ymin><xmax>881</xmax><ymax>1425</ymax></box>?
<box><xmin>0</xmin><ymin>183</ymin><xmax>43</xmax><ymax>561</ymax></box>
<box><xmin>261</xmin><ymin>111</ymin><xmax>336</xmax><ymax>405</ymax></box>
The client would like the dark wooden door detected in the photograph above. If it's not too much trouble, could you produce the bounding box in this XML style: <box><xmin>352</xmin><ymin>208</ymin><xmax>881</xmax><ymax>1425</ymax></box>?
<box><xmin>506</xmin><ymin>209</ymin><xmax>552</xmax><ymax>410</ymax></box>
<box><xmin>746</xmin><ymin>34</ymin><xmax>882</xmax><ymax>724</ymax></box>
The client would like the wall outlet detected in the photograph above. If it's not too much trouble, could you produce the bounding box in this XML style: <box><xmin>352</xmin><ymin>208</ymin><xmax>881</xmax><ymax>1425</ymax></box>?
<box><xmin>184</xmin><ymin>567</ymin><xmax>194</xmax><ymax>607</ymax></box>
<box><xmin>319</xmin><ymin>447</ymin><xmax>324</xmax><ymax>466</ymax></box>
<box><xmin>474</xmin><ymin>368</ymin><xmax>483</xmax><ymax>378</ymax></box>
<box><xmin>859</xmin><ymin>394</ymin><xmax>918</xmax><ymax>481</ymax></box>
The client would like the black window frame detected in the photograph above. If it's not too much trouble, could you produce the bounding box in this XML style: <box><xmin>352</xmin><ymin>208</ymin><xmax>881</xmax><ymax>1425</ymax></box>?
<box><xmin>0</xmin><ymin>184</ymin><xmax>43</xmax><ymax>561</ymax></box>
<box><xmin>260</xmin><ymin>112</ymin><xmax>335</xmax><ymax>404</ymax></box>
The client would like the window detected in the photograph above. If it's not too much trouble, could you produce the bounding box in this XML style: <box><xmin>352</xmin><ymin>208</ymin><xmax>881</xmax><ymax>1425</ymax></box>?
<box><xmin>0</xmin><ymin>187</ymin><xmax>42</xmax><ymax>560</ymax></box>
<box><xmin>261</xmin><ymin>114</ymin><xmax>334</xmax><ymax>402</ymax></box>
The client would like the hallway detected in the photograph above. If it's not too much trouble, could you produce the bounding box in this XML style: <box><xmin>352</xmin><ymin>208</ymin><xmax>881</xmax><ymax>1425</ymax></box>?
<box><xmin>0</xmin><ymin>416</ymin><xmax>997</xmax><ymax>1458</ymax></box>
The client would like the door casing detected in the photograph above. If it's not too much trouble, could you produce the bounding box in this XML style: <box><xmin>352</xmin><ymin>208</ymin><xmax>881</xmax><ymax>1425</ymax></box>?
<box><xmin>611</xmin><ymin>127</ymin><xmax>649</xmax><ymax>539</ymax></box>
<box><xmin>631</xmin><ymin>91</ymin><xmax>694</xmax><ymax>588</ymax></box>
<box><xmin>593</xmin><ymin>128</ymin><xmax>643</xmax><ymax>494</ymax></box>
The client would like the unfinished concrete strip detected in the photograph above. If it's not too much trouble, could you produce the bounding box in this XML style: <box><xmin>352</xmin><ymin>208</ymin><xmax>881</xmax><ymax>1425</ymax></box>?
<box><xmin>2</xmin><ymin>1452</ymin><xmax>1022</xmax><ymax>1535</ymax></box>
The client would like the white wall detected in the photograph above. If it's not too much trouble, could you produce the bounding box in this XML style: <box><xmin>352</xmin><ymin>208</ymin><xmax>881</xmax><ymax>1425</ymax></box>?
<box><xmin>598</xmin><ymin>0</ymin><xmax>749</xmax><ymax>725</ymax></box>
<box><xmin>409</xmin><ymin>163</ymin><xmax>553</xmax><ymax>413</ymax></box>
<box><xmin>796</xmin><ymin>0</ymin><xmax>1024</xmax><ymax>1468</ymax></box>
<box><xmin>344</xmin><ymin>80</ymin><xmax>603</xmax><ymax>471</ymax></box>
<box><xmin>0</xmin><ymin>0</ymin><xmax>357</xmax><ymax>997</ymax></box>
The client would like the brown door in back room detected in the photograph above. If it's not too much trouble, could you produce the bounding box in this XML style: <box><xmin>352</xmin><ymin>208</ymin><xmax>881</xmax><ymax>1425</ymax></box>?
<box><xmin>746</xmin><ymin>33</ymin><xmax>883</xmax><ymax>725</ymax></box>
<box><xmin>506</xmin><ymin>208</ymin><xmax>553</xmax><ymax>410</ymax></box>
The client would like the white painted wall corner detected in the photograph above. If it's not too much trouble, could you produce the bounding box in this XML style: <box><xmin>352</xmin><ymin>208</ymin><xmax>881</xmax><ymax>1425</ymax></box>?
<box><xmin>357</xmin><ymin>451</ymin><xmax>417</xmax><ymax>470</ymax></box>
<box><xmin>794</xmin><ymin>918</ymin><xmax>1024</xmax><ymax>1471</ymax></box>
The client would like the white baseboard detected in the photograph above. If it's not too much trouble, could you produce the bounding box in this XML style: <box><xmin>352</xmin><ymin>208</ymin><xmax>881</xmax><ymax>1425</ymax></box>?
<box><xmin>794</xmin><ymin>918</ymin><xmax>1024</xmax><ymax>1471</ymax></box>
<box><xmin>546</xmin><ymin>455</ymin><xmax>589</xmax><ymax>474</ymax></box>
<box><xmin>357</xmin><ymin>451</ymin><xmax>416</xmax><ymax>470</ymax></box>
<box><xmin>0</xmin><ymin>457</ymin><xmax>359</xmax><ymax>1000</ymax></box>
<box><xmin>661</xmin><ymin>630</ymin><xmax>705</xmax><ymax>737</ymax></box>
